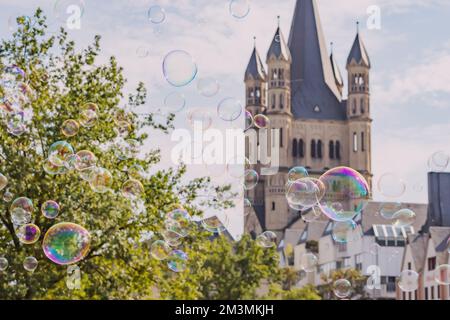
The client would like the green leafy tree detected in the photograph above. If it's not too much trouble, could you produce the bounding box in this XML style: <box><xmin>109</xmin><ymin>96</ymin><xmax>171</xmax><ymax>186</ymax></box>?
<box><xmin>0</xmin><ymin>9</ymin><xmax>240</xmax><ymax>300</ymax></box>
<box><xmin>319</xmin><ymin>268</ymin><xmax>367</xmax><ymax>300</ymax></box>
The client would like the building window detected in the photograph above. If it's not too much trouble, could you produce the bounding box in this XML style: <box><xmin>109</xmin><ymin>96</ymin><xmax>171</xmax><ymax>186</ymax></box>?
<box><xmin>360</xmin><ymin>98</ymin><xmax>365</xmax><ymax>113</ymax></box>
<box><xmin>292</xmin><ymin>139</ymin><xmax>298</xmax><ymax>157</ymax></box>
<box><xmin>403</xmin><ymin>292</ymin><xmax>406</xmax><ymax>300</ymax></box>
<box><xmin>431</xmin><ymin>286</ymin><xmax>435</xmax><ymax>300</ymax></box>
<box><xmin>311</xmin><ymin>140</ymin><xmax>316</xmax><ymax>158</ymax></box>
<box><xmin>425</xmin><ymin>287</ymin><xmax>428</xmax><ymax>300</ymax></box>
<box><xmin>335</xmin><ymin>141</ymin><xmax>341</xmax><ymax>159</ymax></box>
<box><xmin>272</xmin><ymin>202</ymin><xmax>275</xmax><ymax>211</ymax></box>
<box><xmin>352</xmin><ymin>99</ymin><xmax>357</xmax><ymax>114</ymax></box>
<box><xmin>280</xmin><ymin>94</ymin><xmax>284</xmax><ymax>109</ymax></box>
<box><xmin>271</xmin><ymin>94</ymin><xmax>276</xmax><ymax>109</ymax></box>
<box><xmin>353</xmin><ymin>133</ymin><xmax>358</xmax><ymax>152</ymax></box>
<box><xmin>408</xmin><ymin>262</ymin><xmax>412</xmax><ymax>270</ymax></box>
<box><xmin>361</xmin><ymin>132</ymin><xmax>365</xmax><ymax>152</ymax></box>
<box><xmin>329</xmin><ymin>141</ymin><xmax>335</xmax><ymax>159</ymax></box>
<box><xmin>438</xmin><ymin>286</ymin><xmax>441</xmax><ymax>299</ymax></box>
<box><xmin>299</xmin><ymin>139</ymin><xmax>304</xmax><ymax>158</ymax></box>
<box><xmin>408</xmin><ymin>292</ymin><xmax>412</xmax><ymax>300</ymax></box>
<box><xmin>280</xmin><ymin>128</ymin><xmax>283</xmax><ymax>148</ymax></box>
<box><xmin>428</xmin><ymin>257</ymin><xmax>436</xmax><ymax>271</ymax></box>
<box><xmin>415</xmin><ymin>290</ymin><xmax>418</xmax><ymax>300</ymax></box>
<box><xmin>317</xmin><ymin>140</ymin><xmax>323</xmax><ymax>159</ymax></box>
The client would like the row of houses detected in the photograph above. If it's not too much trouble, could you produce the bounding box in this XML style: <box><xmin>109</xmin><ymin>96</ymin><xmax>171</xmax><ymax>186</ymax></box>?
<box><xmin>257</xmin><ymin>172</ymin><xmax>450</xmax><ymax>300</ymax></box>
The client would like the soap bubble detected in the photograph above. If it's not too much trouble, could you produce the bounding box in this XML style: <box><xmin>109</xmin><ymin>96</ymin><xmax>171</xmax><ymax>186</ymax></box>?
<box><xmin>0</xmin><ymin>173</ymin><xmax>8</xmax><ymax>191</ymax></box>
<box><xmin>377</xmin><ymin>173</ymin><xmax>406</xmax><ymax>198</ymax></box>
<box><xmin>167</xmin><ymin>250</ymin><xmax>188</xmax><ymax>272</ymax></box>
<box><xmin>127</xmin><ymin>164</ymin><xmax>145</xmax><ymax>179</ymax></box>
<box><xmin>187</xmin><ymin>108</ymin><xmax>213</xmax><ymax>130</ymax></box>
<box><xmin>286</xmin><ymin>178</ymin><xmax>325</xmax><ymax>210</ymax></box>
<box><xmin>23</xmin><ymin>256</ymin><xmax>38</xmax><ymax>272</ymax></box>
<box><xmin>299</xmin><ymin>253</ymin><xmax>318</xmax><ymax>273</ymax></box>
<box><xmin>392</xmin><ymin>208</ymin><xmax>416</xmax><ymax>227</ymax></box>
<box><xmin>379</xmin><ymin>202</ymin><xmax>402</xmax><ymax>220</ymax></box>
<box><xmin>244</xmin><ymin>198</ymin><xmax>252</xmax><ymax>217</ymax></box>
<box><xmin>434</xmin><ymin>264</ymin><xmax>450</xmax><ymax>285</ymax></box>
<box><xmin>79</xmin><ymin>109</ymin><xmax>97</xmax><ymax>128</ymax></box>
<box><xmin>197</xmin><ymin>77</ymin><xmax>220</xmax><ymax>97</ymax></box>
<box><xmin>3</xmin><ymin>190</ymin><xmax>14</xmax><ymax>203</ymax></box>
<box><xmin>398</xmin><ymin>270</ymin><xmax>419</xmax><ymax>292</ymax></box>
<box><xmin>82</xmin><ymin>102</ymin><xmax>98</xmax><ymax>113</ymax></box>
<box><xmin>253</xmin><ymin>114</ymin><xmax>269</xmax><ymax>129</ymax></box>
<box><xmin>164</xmin><ymin>91</ymin><xmax>186</xmax><ymax>113</ymax></box>
<box><xmin>217</xmin><ymin>98</ymin><xmax>243</xmax><ymax>122</ymax></box>
<box><xmin>165</xmin><ymin>209</ymin><xmax>191</xmax><ymax>237</ymax></box>
<box><xmin>332</xmin><ymin>220</ymin><xmax>357</xmax><ymax>243</ymax></box>
<box><xmin>333</xmin><ymin>279</ymin><xmax>352</xmax><ymax>298</ymax></box>
<box><xmin>48</xmin><ymin>141</ymin><xmax>74</xmax><ymax>167</ymax></box>
<box><xmin>229</xmin><ymin>0</ymin><xmax>250</xmax><ymax>19</ymax></box>
<box><xmin>243</xmin><ymin>169</ymin><xmax>259</xmax><ymax>190</ymax></box>
<box><xmin>256</xmin><ymin>231</ymin><xmax>277</xmax><ymax>248</ymax></box>
<box><xmin>287</xmin><ymin>166</ymin><xmax>308</xmax><ymax>183</ymax></box>
<box><xmin>150</xmin><ymin>240</ymin><xmax>171</xmax><ymax>260</ymax></box>
<box><xmin>162</xmin><ymin>229</ymin><xmax>182</xmax><ymax>247</ymax></box>
<box><xmin>163</xmin><ymin>50</ymin><xmax>197</xmax><ymax>87</ymax></box>
<box><xmin>89</xmin><ymin>167</ymin><xmax>113</xmax><ymax>193</ymax></box>
<box><xmin>61</xmin><ymin>119</ymin><xmax>79</xmax><ymax>137</ymax></box>
<box><xmin>10</xmin><ymin>197</ymin><xmax>34</xmax><ymax>225</ymax></box>
<box><xmin>201</xmin><ymin>216</ymin><xmax>228</xmax><ymax>233</ymax></box>
<box><xmin>43</xmin><ymin>158</ymin><xmax>69</xmax><ymax>175</ymax></box>
<box><xmin>121</xmin><ymin>179</ymin><xmax>145</xmax><ymax>200</ymax></box>
<box><xmin>0</xmin><ymin>257</ymin><xmax>8</xmax><ymax>271</ymax></box>
<box><xmin>17</xmin><ymin>223</ymin><xmax>41</xmax><ymax>244</ymax></box>
<box><xmin>428</xmin><ymin>151</ymin><xmax>449</xmax><ymax>172</ymax></box>
<box><xmin>75</xmin><ymin>149</ymin><xmax>96</xmax><ymax>168</ymax></box>
<box><xmin>41</xmin><ymin>200</ymin><xmax>60</xmax><ymax>219</ymax></box>
<box><xmin>300</xmin><ymin>206</ymin><xmax>323</xmax><ymax>223</ymax></box>
<box><xmin>64</xmin><ymin>153</ymin><xmax>81</xmax><ymax>170</ymax></box>
<box><xmin>136</xmin><ymin>46</ymin><xmax>150</xmax><ymax>58</ymax></box>
<box><xmin>245</xmin><ymin>110</ymin><xmax>253</xmax><ymax>130</ymax></box>
<box><xmin>147</xmin><ymin>5</ymin><xmax>166</xmax><ymax>24</ymax></box>
<box><xmin>6</xmin><ymin>111</ymin><xmax>27</xmax><ymax>136</ymax></box>
<box><xmin>319</xmin><ymin>167</ymin><xmax>370</xmax><ymax>222</ymax></box>
<box><xmin>42</xmin><ymin>222</ymin><xmax>91</xmax><ymax>265</ymax></box>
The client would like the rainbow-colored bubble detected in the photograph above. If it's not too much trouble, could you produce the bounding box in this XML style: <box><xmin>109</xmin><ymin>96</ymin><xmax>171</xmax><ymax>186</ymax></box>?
<box><xmin>17</xmin><ymin>223</ymin><xmax>41</xmax><ymax>244</ymax></box>
<box><xmin>41</xmin><ymin>200</ymin><xmax>60</xmax><ymax>219</ymax></box>
<box><xmin>42</xmin><ymin>222</ymin><xmax>91</xmax><ymax>265</ymax></box>
<box><xmin>319</xmin><ymin>167</ymin><xmax>370</xmax><ymax>222</ymax></box>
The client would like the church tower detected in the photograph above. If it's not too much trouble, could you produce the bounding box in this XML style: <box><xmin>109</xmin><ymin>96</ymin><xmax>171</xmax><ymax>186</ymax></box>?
<box><xmin>346</xmin><ymin>23</ymin><xmax>372</xmax><ymax>187</ymax></box>
<box><xmin>244</xmin><ymin>41</ymin><xmax>267</xmax><ymax>116</ymax></box>
<box><xmin>264</xmin><ymin>18</ymin><xmax>294</xmax><ymax>233</ymax></box>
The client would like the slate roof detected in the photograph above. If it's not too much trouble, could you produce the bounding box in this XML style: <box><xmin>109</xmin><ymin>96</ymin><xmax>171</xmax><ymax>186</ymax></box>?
<box><xmin>267</xmin><ymin>27</ymin><xmax>291</xmax><ymax>61</ymax></box>
<box><xmin>347</xmin><ymin>32</ymin><xmax>371</xmax><ymax>67</ymax></box>
<box><xmin>330</xmin><ymin>53</ymin><xmax>344</xmax><ymax>87</ymax></box>
<box><xmin>288</xmin><ymin>0</ymin><xmax>346</xmax><ymax>121</ymax></box>
<box><xmin>407</xmin><ymin>233</ymin><xmax>428</xmax><ymax>272</ymax></box>
<box><xmin>245</xmin><ymin>47</ymin><xmax>267</xmax><ymax>81</ymax></box>
<box><xmin>424</xmin><ymin>172</ymin><xmax>450</xmax><ymax>231</ymax></box>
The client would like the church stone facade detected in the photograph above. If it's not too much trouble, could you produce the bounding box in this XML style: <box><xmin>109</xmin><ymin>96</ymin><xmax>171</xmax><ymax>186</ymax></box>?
<box><xmin>244</xmin><ymin>0</ymin><xmax>373</xmax><ymax>237</ymax></box>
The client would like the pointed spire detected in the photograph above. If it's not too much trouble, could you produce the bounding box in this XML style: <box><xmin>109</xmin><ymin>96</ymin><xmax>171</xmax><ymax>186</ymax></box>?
<box><xmin>347</xmin><ymin>27</ymin><xmax>371</xmax><ymax>67</ymax></box>
<box><xmin>245</xmin><ymin>42</ymin><xmax>267</xmax><ymax>81</ymax></box>
<box><xmin>288</xmin><ymin>0</ymin><xmax>345</xmax><ymax>120</ymax></box>
<box><xmin>267</xmin><ymin>17</ymin><xmax>291</xmax><ymax>62</ymax></box>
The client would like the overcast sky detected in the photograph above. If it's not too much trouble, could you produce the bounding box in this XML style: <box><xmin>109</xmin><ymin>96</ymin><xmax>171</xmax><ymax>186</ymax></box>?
<box><xmin>1</xmin><ymin>0</ymin><xmax>450</xmax><ymax>237</ymax></box>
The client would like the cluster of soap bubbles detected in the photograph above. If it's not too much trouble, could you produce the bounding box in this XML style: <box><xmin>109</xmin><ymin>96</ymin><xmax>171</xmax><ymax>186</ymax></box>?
<box><xmin>0</xmin><ymin>65</ymin><xmax>35</xmax><ymax>137</ymax></box>
<box><xmin>150</xmin><ymin>208</ymin><xmax>192</xmax><ymax>272</ymax></box>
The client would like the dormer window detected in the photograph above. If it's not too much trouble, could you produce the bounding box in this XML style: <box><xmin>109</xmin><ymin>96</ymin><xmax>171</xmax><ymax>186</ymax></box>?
<box><xmin>314</xmin><ymin>105</ymin><xmax>320</xmax><ymax>113</ymax></box>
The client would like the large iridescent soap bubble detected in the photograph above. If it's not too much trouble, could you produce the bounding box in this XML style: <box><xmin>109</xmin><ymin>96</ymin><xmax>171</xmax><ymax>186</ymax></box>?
<box><xmin>318</xmin><ymin>167</ymin><xmax>370</xmax><ymax>222</ymax></box>
<box><xmin>42</xmin><ymin>222</ymin><xmax>91</xmax><ymax>265</ymax></box>
<box><xmin>121</xmin><ymin>179</ymin><xmax>144</xmax><ymax>200</ymax></box>
<box><xmin>167</xmin><ymin>250</ymin><xmax>188</xmax><ymax>272</ymax></box>
<box><xmin>286</xmin><ymin>177</ymin><xmax>325</xmax><ymax>210</ymax></box>
<box><xmin>89</xmin><ymin>167</ymin><xmax>113</xmax><ymax>193</ymax></box>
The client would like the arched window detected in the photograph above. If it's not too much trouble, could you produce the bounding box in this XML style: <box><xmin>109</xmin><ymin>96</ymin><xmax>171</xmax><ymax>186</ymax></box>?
<box><xmin>352</xmin><ymin>99</ymin><xmax>357</xmax><ymax>114</ymax></box>
<box><xmin>353</xmin><ymin>133</ymin><xmax>358</xmax><ymax>152</ymax></box>
<box><xmin>280</xmin><ymin>93</ymin><xmax>284</xmax><ymax>109</ymax></box>
<box><xmin>335</xmin><ymin>141</ymin><xmax>341</xmax><ymax>159</ymax></box>
<box><xmin>361</xmin><ymin>132</ymin><xmax>365</xmax><ymax>151</ymax></box>
<box><xmin>299</xmin><ymin>139</ymin><xmax>304</xmax><ymax>158</ymax></box>
<box><xmin>317</xmin><ymin>140</ymin><xmax>323</xmax><ymax>159</ymax></box>
<box><xmin>272</xmin><ymin>202</ymin><xmax>276</xmax><ymax>211</ymax></box>
<box><xmin>292</xmin><ymin>139</ymin><xmax>298</xmax><ymax>157</ymax></box>
<box><xmin>311</xmin><ymin>140</ymin><xmax>316</xmax><ymax>158</ymax></box>
<box><xmin>360</xmin><ymin>98</ymin><xmax>365</xmax><ymax>114</ymax></box>
<box><xmin>280</xmin><ymin>128</ymin><xmax>283</xmax><ymax>148</ymax></box>
<box><xmin>329</xmin><ymin>141</ymin><xmax>335</xmax><ymax>159</ymax></box>
<box><xmin>271</xmin><ymin>94</ymin><xmax>276</xmax><ymax>109</ymax></box>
